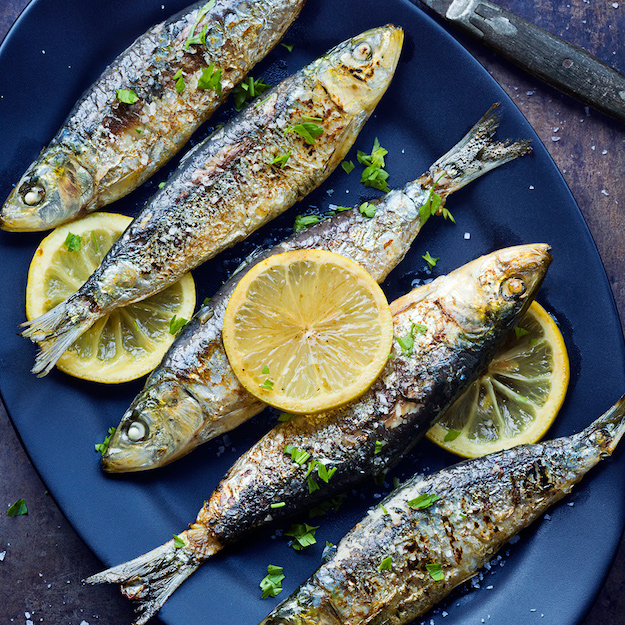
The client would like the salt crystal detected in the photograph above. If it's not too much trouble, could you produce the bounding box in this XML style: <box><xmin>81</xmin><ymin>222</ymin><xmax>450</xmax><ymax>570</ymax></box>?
<box><xmin>544</xmin><ymin>513</ymin><xmax>551</xmax><ymax>521</ymax></box>
<box><xmin>486</xmin><ymin>585</ymin><xmax>493</xmax><ymax>590</ymax></box>
<box><xmin>551</xmin><ymin>136</ymin><xmax>560</xmax><ymax>142</ymax></box>
<box><xmin>531</xmin><ymin>609</ymin><xmax>537</xmax><ymax>612</ymax></box>
<box><xmin>613</xmin><ymin>2</ymin><xmax>619</xmax><ymax>7</ymax></box>
<box><xmin>509</xmin><ymin>534</ymin><xmax>520</xmax><ymax>544</ymax></box>
<box><xmin>25</xmin><ymin>614</ymin><xmax>31</xmax><ymax>619</ymax></box>
<box><xmin>602</xmin><ymin>189</ymin><xmax>610</xmax><ymax>196</ymax></box>
<box><xmin>602</xmin><ymin>149</ymin><xmax>608</xmax><ymax>154</ymax></box>
<box><xmin>0</xmin><ymin>551</ymin><xmax>5</xmax><ymax>561</ymax></box>
<box><xmin>526</xmin><ymin>91</ymin><xmax>535</xmax><ymax>96</ymax></box>
<box><xmin>568</xmin><ymin>502</ymin><xmax>575</xmax><ymax>506</ymax></box>
<box><xmin>80</xmin><ymin>621</ymin><xmax>90</xmax><ymax>625</ymax></box>
<box><xmin>442</xmin><ymin>612</ymin><xmax>448</xmax><ymax>617</ymax></box>
<box><xmin>464</xmin><ymin>232</ymin><xmax>470</xmax><ymax>240</ymax></box>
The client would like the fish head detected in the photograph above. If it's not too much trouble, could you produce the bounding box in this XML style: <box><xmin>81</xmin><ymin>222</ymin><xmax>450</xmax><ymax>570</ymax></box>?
<box><xmin>314</xmin><ymin>25</ymin><xmax>404</xmax><ymax>116</ymax></box>
<box><xmin>440</xmin><ymin>243</ymin><xmax>553</xmax><ymax>335</ymax></box>
<box><xmin>101</xmin><ymin>374</ymin><xmax>205</xmax><ymax>472</ymax></box>
<box><xmin>1</xmin><ymin>145</ymin><xmax>94</xmax><ymax>231</ymax></box>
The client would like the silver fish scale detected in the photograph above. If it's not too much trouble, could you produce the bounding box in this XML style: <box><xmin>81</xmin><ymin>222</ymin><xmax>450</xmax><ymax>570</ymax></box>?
<box><xmin>263</xmin><ymin>433</ymin><xmax>597</xmax><ymax>625</ymax></box>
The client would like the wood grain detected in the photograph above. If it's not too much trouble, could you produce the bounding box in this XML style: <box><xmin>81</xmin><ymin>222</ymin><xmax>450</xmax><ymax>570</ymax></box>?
<box><xmin>1</xmin><ymin>0</ymin><xmax>624</xmax><ymax>623</ymax></box>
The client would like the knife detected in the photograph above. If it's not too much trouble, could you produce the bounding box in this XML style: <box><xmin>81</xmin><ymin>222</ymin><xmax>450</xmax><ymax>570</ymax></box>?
<box><xmin>416</xmin><ymin>0</ymin><xmax>625</xmax><ymax>124</ymax></box>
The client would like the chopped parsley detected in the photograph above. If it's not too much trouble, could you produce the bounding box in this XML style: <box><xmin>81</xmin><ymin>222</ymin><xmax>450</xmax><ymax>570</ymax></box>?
<box><xmin>341</xmin><ymin>160</ymin><xmax>355</xmax><ymax>174</ymax></box>
<box><xmin>420</xmin><ymin>174</ymin><xmax>454</xmax><ymax>225</ymax></box>
<box><xmin>158</xmin><ymin>181</ymin><xmax>166</xmax><ymax>189</ymax></box>
<box><xmin>374</xmin><ymin>440</ymin><xmax>384</xmax><ymax>455</ymax></box>
<box><xmin>357</xmin><ymin>138</ymin><xmax>390</xmax><ymax>192</ymax></box>
<box><xmin>407</xmin><ymin>493</ymin><xmax>441</xmax><ymax>510</ymax></box>
<box><xmin>270</xmin><ymin>502</ymin><xmax>286</xmax><ymax>509</ymax></box>
<box><xmin>293</xmin><ymin>214</ymin><xmax>321</xmax><ymax>232</ymax></box>
<box><xmin>202</xmin><ymin>296</ymin><xmax>212</xmax><ymax>306</ymax></box>
<box><xmin>255</xmin><ymin>94</ymin><xmax>272</xmax><ymax>108</ymax></box>
<box><xmin>64</xmin><ymin>232</ymin><xmax>81</xmax><ymax>252</ymax></box>
<box><xmin>380</xmin><ymin>503</ymin><xmax>389</xmax><ymax>514</ymax></box>
<box><xmin>307</xmin><ymin>474</ymin><xmax>320</xmax><ymax>493</ymax></box>
<box><xmin>94</xmin><ymin>427</ymin><xmax>116</xmax><ymax>455</ymax></box>
<box><xmin>284</xmin><ymin>445</ymin><xmax>311</xmax><ymax>466</ymax></box>
<box><xmin>374</xmin><ymin>471</ymin><xmax>386</xmax><ymax>486</ymax></box>
<box><xmin>116</xmin><ymin>88</ymin><xmax>139</xmax><ymax>104</ymax></box>
<box><xmin>308</xmin><ymin>494</ymin><xmax>346</xmax><ymax>518</ymax></box>
<box><xmin>396</xmin><ymin>322</ymin><xmax>427</xmax><ymax>356</ymax></box>
<box><xmin>169</xmin><ymin>315</ymin><xmax>188</xmax><ymax>335</ymax></box>
<box><xmin>359</xmin><ymin>202</ymin><xmax>377</xmax><ymax>218</ymax></box>
<box><xmin>426</xmin><ymin>562</ymin><xmax>444</xmax><ymax>581</ymax></box>
<box><xmin>173</xmin><ymin>534</ymin><xmax>185</xmax><ymax>548</ymax></box>
<box><xmin>173</xmin><ymin>68</ymin><xmax>185</xmax><ymax>94</ymax></box>
<box><xmin>444</xmin><ymin>429</ymin><xmax>461</xmax><ymax>442</ymax></box>
<box><xmin>262</xmin><ymin>365</ymin><xmax>270</xmax><ymax>375</ymax></box>
<box><xmin>185</xmin><ymin>0</ymin><xmax>215</xmax><ymax>48</ymax></box>
<box><xmin>286</xmin><ymin>122</ymin><xmax>323</xmax><ymax>144</ymax></box>
<box><xmin>515</xmin><ymin>326</ymin><xmax>529</xmax><ymax>340</ymax></box>
<box><xmin>315</xmin><ymin>461</ymin><xmax>337</xmax><ymax>483</ymax></box>
<box><xmin>268</xmin><ymin>151</ymin><xmax>291</xmax><ymax>168</ymax></box>
<box><xmin>197</xmin><ymin>63</ymin><xmax>222</xmax><ymax>94</ymax></box>
<box><xmin>278</xmin><ymin>412</ymin><xmax>293</xmax><ymax>422</ymax></box>
<box><xmin>260</xmin><ymin>564</ymin><xmax>285</xmax><ymax>599</ymax></box>
<box><xmin>232</xmin><ymin>76</ymin><xmax>270</xmax><ymax>111</ymax></box>
<box><xmin>281</xmin><ymin>43</ymin><xmax>294</xmax><ymax>52</ymax></box>
<box><xmin>7</xmin><ymin>498</ymin><xmax>27</xmax><ymax>517</ymax></box>
<box><xmin>91</xmin><ymin>232</ymin><xmax>99</xmax><ymax>252</ymax></box>
<box><xmin>378</xmin><ymin>556</ymin><xmax>393</xmax><ymax>571</ymax></box>
<box><xmin>422</xmin><ymin>251</ymin><xmax>438</xmax><ymax>269</ymax></box>
<box><xmin>284</xmin><ymin>523</ymin><xmax>319</xmax><ymax>551</ymax></box>
<box><xmin>260</xmin><ymin>379</ymin><xmax>275</xmax><ymax>391</ymax></box>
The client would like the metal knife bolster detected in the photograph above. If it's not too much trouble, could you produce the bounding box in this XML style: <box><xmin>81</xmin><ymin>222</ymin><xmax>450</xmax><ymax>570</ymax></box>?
<box><xmin>420</xmin><ymin>0</ymin><xmax>625</xmax><ymax>124</ymax></box>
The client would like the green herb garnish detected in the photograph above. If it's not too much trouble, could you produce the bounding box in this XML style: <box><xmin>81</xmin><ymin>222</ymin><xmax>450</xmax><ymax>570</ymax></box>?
<box><xmin>396</xmin><ymin>322</ymin><xmax>427</xmax><ymax>356</ymax></box>
<box><xmin>359</xmin><ymin>202</ymin><xmax>377</xmax><ymax>218</ymax></box>
<box><xmin>308</xmin><ymin>494</ymin><xmax>346</xmax><ymax>518</ymax></box>
<box><xmin>64</xmin><ymin>232</ymin><xmax>81</xmax><ymax>251</ymax></box>
<box><xmin>173</xmin><ymin>534</ymin><xmax>185</xmax><ymax>548</ymax></box>
<box><xmin>268</xmin><ymin>151</ymin><xmax>291</xmax><ymax>168</ymax></box>
<box><xmin>378</xmin><ymin>556</ymin><xmax>392</xmax><ymax>571</ymax></box>
<box><xmin>380</xmin><ymin>503</ymin><xmax>389</xmax><ymax>514</ymax></box>
<box><xmin>422</xmin><ymin>251</ymin><xmax>438</xmax><ymax>269</ymax></box>
<box><xmin>341</xmin><ymin>160</ymin><xmax>355</xmax><ymax>174</ymax></box>
<box><xmin>260</xmin><ymin>564</ymin><xmax>285</xmax><ymax>599</ymax></box>
<box><xmin>7</xmin><ymin>499</ymin><xmax>27</xmax><ymax>517</ymax></box>
<box><xmin>444</xmin><ymin>429</ymin><xmax>461</xmax><ymax>442</ymax></box>
<box><xmin>281</xmin><ymin>43</ymin><xmax>294</xmax><ymax>52</ymax></box>
<box><xmin>426</xmin><ymin>562</ymin><xmax>444</xmax><ymax>581</ymax></box>
<box><xmin>315</xmin><ymin>461</ymin><xmax>337</xmax><ymax>483</ymax></box>
<box><xmin>270</xmin><ymin>502</ymin><xmax>286</xmax><ymax>509</ymax></box>
<box><xmin>374</xmin><ymin>440</ymin><xmax>384</xmax><ymax>455</ymax></box>
<box><xmin>91</xmin><ymin>232</ymin><xmax>99</xmax><ymax>252</ymax></box>
<box><xmin>185</xmin><ymin>0</ymin><xmax>215</xmax><ymax>48</ymax></box>
<box><xmin>286</xmin><ymin>122</ymin><xmax>323</xmax><ymax>144</ymax></box>
<box><xmin>278</xmin><ymin>412</ymin><xmax>293</xmax><ymax>422</ymax></box>
<box><xmin>284</xmin><ymin>445</ymin><xmax>311</xmax><ymax>466</ymax></box>
<box><xmin>357</xmin><ymin>138</ymin><xmax>390</xmax><ymax>192</ymax></box>
<box><xmin>169</xmin><ymin>315</ymin><xmax>188</xmax><ymax>335</ymax></box>
<box><xmin>158</xmin><ymin>181</ymin><xmax>166</xmax><ymax>189</ymax></box>
<box><xmin>94</xmin><ymin>427</ymin><xmax>116</xmax><ymax>455</ymax></box>
<box><xmin>294</xmin><ymin>214</ymin><xmax>320</xmax><ymax>232</ymax></box>
<box><xmin>116</xmin><ymin>88</ymin><xmax>139</xmax><ymax>104</ymax></box>
<box><xmin>173</xmin><ymin>68</ymin><xmax>185</xmax><ymax>94</ymax></box>
<box><xmin>515</xmin><ymin>326</ymin><xmax>529</xmax><ymax>340</ymax></box>
<box><xmin>408</xmin><ymin>493</ymin><xmax>441</xmax><ymax>510</ymax></box>
<box><xmin>232</xmin><ymin>76</ymin><xmax>270</xmax><ymax>111</ymax></box>
<box><xmin>197</xmin><ymin>63</ymin><xmax>222</xmax><ymax>94</ymax></box>
<box><xmin>307</xmin><ymin>474</ymin><xmax>320</xmax><ymax>493</ymax></box>
<box><xmin>255</xmin><ymin>94</ymin><xmax>272</xmax><ymax>108</ymax></box>
<box><xmin>260</xmin><ymin>379</ymin><xmax>275</xmax><ymax>391</ymax></box>
<box><xmin>285</xmin><ymin>523</ymin><xmax>319</xmax><ymax>551</ymax></box>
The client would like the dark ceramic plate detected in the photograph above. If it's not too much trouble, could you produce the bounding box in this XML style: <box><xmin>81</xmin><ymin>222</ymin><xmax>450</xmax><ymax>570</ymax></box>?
<box><xmin>0</xmin><ymin>0</ymin><xmax>624</xmax><ymax>623</ymax></box>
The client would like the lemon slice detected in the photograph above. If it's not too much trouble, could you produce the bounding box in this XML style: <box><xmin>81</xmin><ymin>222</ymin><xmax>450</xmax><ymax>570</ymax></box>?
<box><xmin>25</xmin><ymin>212</ymin><xmax>196</xmax><ymax>383</ymax></box>
<box><xmin>222</xmin><ymin>249</ymin><xmax>394</xmax><ymax>414</ymax></box>
<box><xmin>427</xmin><ymin>301</ymin><xmax>569</xmax><ymax>458</ymax></box>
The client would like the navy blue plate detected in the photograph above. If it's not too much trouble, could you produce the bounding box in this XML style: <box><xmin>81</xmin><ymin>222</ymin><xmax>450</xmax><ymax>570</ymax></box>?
<box><xmin>1</xmin><ymin>0</ymin><xmax>624</xmax><ymax>623</ymax></box>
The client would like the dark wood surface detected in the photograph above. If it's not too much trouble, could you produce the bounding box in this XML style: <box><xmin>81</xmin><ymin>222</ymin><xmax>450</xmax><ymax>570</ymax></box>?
<box><xmin>1</xmin><ymin>1</ymin><xmax>624</xmax><ymax>623</ymax></box>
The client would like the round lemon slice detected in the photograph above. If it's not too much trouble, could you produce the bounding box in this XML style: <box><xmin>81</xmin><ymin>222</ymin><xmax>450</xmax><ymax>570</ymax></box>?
<box><xmin>222</xmin><ymin>249</ymin><xmax>394</xmax><ymax>414</ymax></box>
<box><xmin>427</xmin><ymin>301</ymin><xmax>569</xmax><ymax>458</ymax></box>
<box><xmin>25</xmin><ymin>212</ymin><xmax>196</xmax><ymax>384</ymax></box>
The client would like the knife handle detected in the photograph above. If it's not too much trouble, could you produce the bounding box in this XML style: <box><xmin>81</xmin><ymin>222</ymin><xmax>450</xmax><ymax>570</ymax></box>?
<box><xmin>461</xmin><ymin>1</ymin><xmax>625</xmax><ymax>124</ymax></box>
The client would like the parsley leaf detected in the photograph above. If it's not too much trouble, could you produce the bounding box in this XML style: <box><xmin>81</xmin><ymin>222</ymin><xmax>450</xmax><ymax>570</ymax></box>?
<box><xmin>262</xmin><ymin>365</ymin><xmax>270</xmax><ymax>375</ymax></box>
<box><xmin>374</xmin><ymin>440</ymin><xmax>384</xmax><ymax>454</ymax></box>
<box><xmin>116</xmin><ymin>88</ymin><xmax>139</xmax><ymax>104</ymax></box>
<box><xmin>359</xmin><ymin>202</ymin><xmax>377</xmax><ymax>218</ymax></box>
<box><xmin>232</xmin><ymin>76</ymin><xmax>270</xmax><ymax>111</ymax></box>
<box><xmin>260</xmin><ymin>564</ymin><xmax>285</xmax><ymax>599</ymax></box>
<box><xmin>286</xmin><ymin>122</ymin><xmax>323</xmax><ymax>144</ymax></box>
<box><xmin>268</xmin><ymin>151</ymin><xmax>291</xmax><ymax>168</ymax></box>
<box><xmin>284</xmin><ymin>523</ymin><xmax>319</xmax><ymax>551</ymax></box>
<box><xmin>197</xmin><ymin>63</ymin><xmax>222</xmax><ymax>94</ymax></box>
<box><xmin>169</xmin><ymin>315</ymin><xmax>188</xmax><ymax>335</ymax></box>
<box><xmin>281</xmin><ymin>43</ymin><xmax>294</xmax><ymax>52</ymax></box>
<box><xmin>173</xmin><ymin>68</ymin><xmax>185</xmax><ymax>94</ymax></box>
<box><xmin>422</xmin><ymin>251</ymin><xmax>438</xmax><ymax>269</ymax></box>
<box><xmin>357</xmin><ymin>138</ymin><xmax>390</xmax><ymax>192</ymax></box>
<box><xmin>341</xmin><ymin>160</ymin><xmax>355</xmax><ymax>174</ymax></box>
<box><xmin>284</xmin><ymin>445</ymin><xmax>311</xmax><ymax>466</ymax></box>
<box><xmin>378</xmin><ymin>556</ymin><xmax>392</xmax><ymax>571</ymax></box>
<box><xmin>294</xmin><ymin>214</ymin><xmax>320</xmax><ymax>232</ymax></box>
<box><xmin>515</xmin><ymin>326</ymin><xmax>529</xmax><ymax>340</ymax></box>
<box><xmin>396</xmin><ymin>322</ymin><xmax>427</xmax><ymax>356</ymax></box>
<box><xmin>270</xmin><ymin>502</ymin><xmax>286</xmax><ymax>509</ymax></box>
<box><xmin>444</xmin><ymin>429</ymin><xmax>461</xmax><ymax>442</ymax></box>
<box><xmin>173</xmin><ymin>534</ymin><xmax>185</xmax><ymax>548</ymax></box>
<box><xmin>278</xmin><ymin>412</ymin><xmax>293</xmax><ymax>422</ymax></box>
<box><xmin>185</xmin><ymin>0</ymin><xmax>215</xmax><ymax>48</ymax></box>
<box><xmin>94</xmin><ymin>427</ymin><xmax>116</xmax><ymax>455</ymax></box>
<box><xmin>260</xmin><ymin>379</ymin><xmax>275</xmax><ymax>391</ymax></box>
<box><xmin>91</xmin><ymin>232</ymin><xmax>99</xmax><ymax>252</ymax></box>
<box><xmin>420</xmin><ymin>174</ymin><xmax>449</xmax><ymax>226</ymax></box>
<box><xmin>308</xmin><ymin>494</ymin><xmax>346</xmax><ymax>518</ymax></box>
<box><xmin>158</xmin><ymin>181</ymin><xmax>166</xmax><ymax>189</ymax></box>
<box><xmin>64</xmin><ymin>232</ymin><xmax>81</xmax><ymax>251</ymax></box>
<box><xmin>426</xmin><ymin>562</ymin><xmax>444</xmax><ymax>581</ymax></box>
<box><xmin>407</xmin><ymin>493</ymin><xmax>441</xmax><ymax>510</ymax></box>
<box><xmin>7</xmin><ymin>498</ymin><xmax>27</xmax><ymax>517</ymax></box>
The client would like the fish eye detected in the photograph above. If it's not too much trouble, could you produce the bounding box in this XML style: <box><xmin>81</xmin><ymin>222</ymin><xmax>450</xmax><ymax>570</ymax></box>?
<box><xmin>126</xmin><ymin>420</ymin><xmax>148</xmax><ymax>442</ymax></box>
<box><xmin>21</xmin><ymin>184</ymin><xmax>46</xmax><ymax>206</ymax></box>
<box><xmin>500</xmin><ymin>276</ymin><xmax>526</xmax><ymax>300</ymax></box>
<box><xmin>352</xmin><ymin>42</ymin><xmax>372</xmax><ymax>62</ymax></box>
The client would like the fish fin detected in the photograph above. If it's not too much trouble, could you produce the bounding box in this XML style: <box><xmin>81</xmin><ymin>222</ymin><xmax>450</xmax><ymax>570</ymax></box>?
<box><xmin>20</xmin><ymin>297</ymin><xmax>95</xmax><ymax>377</ymax></box>
<box><xmin>582</xmin><ymin>394</ymin><xmax>625</xmax><ymax>456</ymax></box>
<box><xmin>430</xmin><ymin>103</ymin><xmax>532</xmax><ymax>197</ymax></box>
<box><xmin>85</xmin><ymin>538</ymin><xmax>202</xmax><ymax>625</ymax></box>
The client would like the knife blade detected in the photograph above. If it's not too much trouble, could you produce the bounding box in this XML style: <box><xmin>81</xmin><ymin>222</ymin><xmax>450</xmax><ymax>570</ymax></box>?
<box><xmin>416</xmin><ymin>0</ymin><xmax>625</xmax><ymax>124</ymax></box>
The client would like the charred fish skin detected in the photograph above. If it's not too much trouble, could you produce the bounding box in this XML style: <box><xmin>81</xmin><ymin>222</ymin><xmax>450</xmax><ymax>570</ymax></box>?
<box><xmin>0</xmin><ymin>0</ymin><xmax>307</xmax><ymax>232</ymax></box>
<box><xmin>260</xmin><ymin>396</ymin><xmax>625</xmax><ymax>625</ymax></box>
<box><xmin>103</xmin><ymin>106</ymin><xmax>532</xmax><ymax>473</ymax></box>
<box><xmin>21</xmin><ymin>25</ymin><xmax>404</xmax><ymax>377</ymax></box>
<box><xmin>87</xmin><ymin>244</ymin><xmax>551</xmax><ymax>623</ymax></box>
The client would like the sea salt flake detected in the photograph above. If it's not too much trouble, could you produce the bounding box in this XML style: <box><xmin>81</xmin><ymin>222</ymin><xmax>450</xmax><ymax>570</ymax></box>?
<box><xmin>0</xmin><ymin>551</ymin><xmax>6</xmax><ymax>561</ymax></box>
<box><xmin>80</xmin><ymin>621</ymin><xmax>90</xmax><ymax>625</ymax></box>
<box><xmin>464</xmin><ymin>232</ymin><xmax>470</xmax><ymax>240</ymax></box>
<box><xmin>602</xmin><ymin>189</ymin><xmax>610</xmax><ymax>196</ymax></box>
<box><xmin>529</xmin><ymin>185</ymin><xmax>535</xmax><ymax>190</ymax></box>
<box><xmin>509</xmin><ymin>534</ymin><xmax>520</xmax><ymax>544</ymax></box>
<box><xmin>551</xmin><ymin>136</ymin><xmax>560</xmax><ymax>142</ymax></box>
<box><xmin>613</xmin><ymin>2</ymin><xmax>619</xmax><ymax>7</ymax></box>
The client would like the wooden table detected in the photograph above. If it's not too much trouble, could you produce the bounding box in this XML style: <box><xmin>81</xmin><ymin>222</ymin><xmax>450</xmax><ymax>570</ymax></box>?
<box><xmin>1</xmin><ymin>1</ymin><xmax>623</xmax><ymax>623</ymax></box>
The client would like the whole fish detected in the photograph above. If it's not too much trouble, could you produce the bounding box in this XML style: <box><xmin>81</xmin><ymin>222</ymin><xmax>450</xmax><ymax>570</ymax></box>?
<box><xmin>87</xmin><ymin>244</ymin><xmax>552</xmax><ymax>624</ymax></box>
<box><xmin>21</xmin><ymin>25</ymin><xmax>404</xmax><ymax>376</ymax></box>
<box><xmin>0</xmin><ymin>0</ymin><xmax>307</xmax><ymax>232</ymax></box>
<box><xmin>102</xmin><ymin>106</ymin><xmax>532</xmax><ymax>472</ymax></box>
<box><xmin>258</xmin><ymin>395</ymin><xmax>625</xmax><ymax>625</ymax></box>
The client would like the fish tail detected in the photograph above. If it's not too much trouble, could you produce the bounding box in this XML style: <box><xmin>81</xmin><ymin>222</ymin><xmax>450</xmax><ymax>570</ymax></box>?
<box><xmin>20</xmin><ymin>296</ymin><xmax>96</xmax><ymax>377</ymax></box>
<box><xmin>430</xmin><ymin>103</ymin><xmax>532</xmax><ymax>197</ymax></box>
<box><xmin>581</xmin><ymin>394</ymin><xmax>625</xmax><ymax>456</ymax></box>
